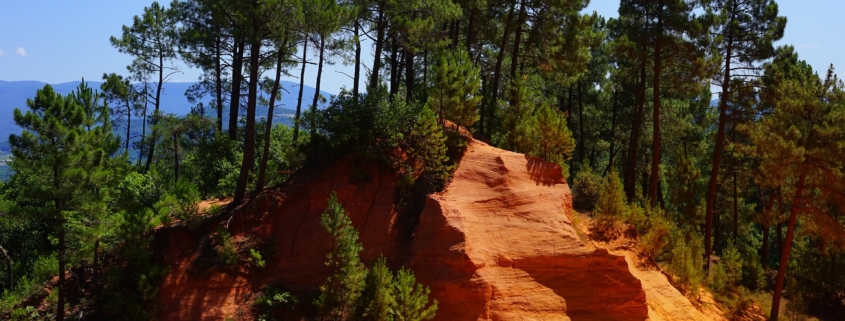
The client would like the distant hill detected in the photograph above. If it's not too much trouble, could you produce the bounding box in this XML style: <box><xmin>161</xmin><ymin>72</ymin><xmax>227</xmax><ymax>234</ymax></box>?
<box><xmin>0</xmin><ymin>79</ymin><xmax>333</xmax><ymax>153</ymax></box>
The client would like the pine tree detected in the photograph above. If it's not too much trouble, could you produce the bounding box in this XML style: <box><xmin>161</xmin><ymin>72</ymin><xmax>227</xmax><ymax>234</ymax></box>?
<box><xmin>391</xmin><ymin>267</ymin><xmax>438</xmax><ymax>321</ymax></box>
<box><xmin>8</xmin><ymin>83</ymin><xmax>122</xmax><ymax>321</ymax></box>
<box><xmin>409</xmin><ymin>106</ymin><xmax>451</xmax><ymax>187</ymax></box>
<box><xmin>748</xmin><ymin>49</ymin><xmax>845</xmax><ymax>320</ymax></box>
<box><xmin>702</xmin><ymin>0</ymin><xmax>786</xmax><ymax>271</ymax></box>
<box><xmin>354</xmin><ymin>257</ymin><xmax>395</xmax><ymax>321</ymax></box>
<box><xmin>110</xmin><ymin>1</ymin><xmax>180</xmax><ymax>171</ymax></box>
<box><xmin>316</xmin><ymin>192</ymin><xmax>367</xmax><ymax>321</ymax></box>
<box><xmin>427</xmin><ymin>49</ymin><xmax>481</xmax><ymax>128</ymax></box>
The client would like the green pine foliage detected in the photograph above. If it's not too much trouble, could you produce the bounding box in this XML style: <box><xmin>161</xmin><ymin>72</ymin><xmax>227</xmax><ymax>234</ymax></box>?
<box><xmin>594</xmin><ymin>170</ymin><xmax>627</xmax><ymax>226</ymax></box>
<box><xmin>428</xmin><ymin>49</ymin><xmax>481</xmax><ymax>128</ymax></box>
<box><xmin>316</xmin><ymin>192</ymin><xmax>367</xmax><ymax>320</ymax></box>
<box><xmin>354</xmin><ymin>257</ymin><xmax>395</xmax><ymax>321</ymax></box>
<box><xmin>571</xmin><ymin>160</ymin><xmax>602</xmax><ymax>212</ymax></box>
<box><xmin>409</xmin><ymin>106</ymin><xmax>452</xmax><ymax>188</ymax></box>
<box><xmin>392</xmin><ymin>268</ymin><xmax>438</xmax><ymax>321</ymax></box>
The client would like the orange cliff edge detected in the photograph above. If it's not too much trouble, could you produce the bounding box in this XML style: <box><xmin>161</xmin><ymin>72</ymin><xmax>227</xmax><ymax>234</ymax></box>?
<box><xmin>152</xmin><ymin>138</ymin><xmax>649</xmax><ymax>321</ymax></box>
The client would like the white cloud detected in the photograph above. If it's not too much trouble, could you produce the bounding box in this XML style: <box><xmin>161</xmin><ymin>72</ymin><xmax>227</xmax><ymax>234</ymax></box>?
<box><xmin>800</xmin><ymin>44</ymin><xmax>821</xmax><ymax>49</ymax></box>
<box><xmin>16</xmin><ymin>47</ymin><xmax>27</xmax><ymax>56</ymax></box>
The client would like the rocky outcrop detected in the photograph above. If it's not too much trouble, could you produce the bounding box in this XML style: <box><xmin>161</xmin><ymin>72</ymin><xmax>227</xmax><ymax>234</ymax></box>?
<box><xmin>153</xmin><ymin>139</ymin><xmax>648</xmax><ymax>320</ymax></box>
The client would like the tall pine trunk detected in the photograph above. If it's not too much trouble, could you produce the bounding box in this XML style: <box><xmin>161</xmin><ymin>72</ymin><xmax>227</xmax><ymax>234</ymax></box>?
<box><xmin>389</xmin><ymin>41</ymin><xmax>399</xmax><ymax>96</ymax></box>
<box><xmin>489</xmin><ymin>2</ymin><xmax>517</xmax><ymax>137</ymax></box>
<box><xmin>353</xmin><ymin>21</ymin><xmax>361</xmax><ymax>103</ymax></box>
<box><xmin>626</xmin><ymin>33</ymin><xmax>647</xmax><ymax>201</ymax></box>
<box><xmin>509</xmin><ymin>0</ymin><xmax>525</xmax><ymax>83</ymax></box>
<box><xmin>125</xmin><ymin>99</ymin><xmax>131</xmax><ymax>155</ymax></box>
<box><xmin>293</xmin><ymin>33</ymin><xmax>308</xmax><ymax>143</ymax></box>
<box><xmin>706</xmin><ymin>9</ymin><xmax>735</xmax><ymax>269</ymax></box>
<box><xmin>369</xmin><ymin>9</ymin><xmax>386</xmax><ymax>90</ymax></box>
<box><xmin>311</xmin><ymin>34</ymin><xmax>326</xmax><ymax>137</ymax></box>
<box><xmin>649</xmin><ymin>2</ymin><xmax>663</xmax><ymax>208</ymax></box>
<box><xmin>770</xmin><ymin>171</ymin><xmax>807</xmax><ymax>321</ymax></box>
<box><xmin>607</xmin><ymin>90</ymin><xmax>619</xmax><ymax>175</ymax></box>
<box><xmin>229</xmin><ymin>40</ymin><xmax>245</xmax><ymax>140</ymax></box>
<box><xmin>257</xmin><ymin>39</ymin><xmax>287</xmax><ymax>191</ymax></box>
<box><xmin>215</xmin><ymin>36</ymin><xmax>224</xmax><ymax>132</ymax></box>
<box><xmin>234</xmin><ymin>27</ymin><xmax>261</xmax><ymax>204</ymax></box>
<box><xmin>405</xmin><ymin>48</ymin><xmax>415</xmax><ymax>103</ymax></box>
<box><xmin>578</xmin><ymin>81</ymin><xmax>586</xmax><ymax>164</ymax></box>
<box><xmin>138</xmin><ymin>82</ymin><xmax>149</xmax><ymax>167</ymax></box>
<box><xmin>93</xmin><ymin>238</ymin><xmax>101</xmax><ymax>317</ymax></box>
<box><xmin>144</xmin><ymin>53</ymin><xmax>166</xmax><ymax>172</ymax></box>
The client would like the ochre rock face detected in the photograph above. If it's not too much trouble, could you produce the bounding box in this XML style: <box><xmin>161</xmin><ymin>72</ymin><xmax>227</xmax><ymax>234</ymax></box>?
<box><xmin>153</xmin><ymin>139</ymin><xmax>647</xmax><ymax>320</ymax></box>
<box><xmin>407</xmin><ymin>140</ymin><xmax>647</xmax><ymax>321</ymax></box>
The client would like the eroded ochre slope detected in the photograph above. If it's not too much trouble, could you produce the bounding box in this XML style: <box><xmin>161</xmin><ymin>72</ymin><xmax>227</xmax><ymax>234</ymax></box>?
<box><xmin>153</xmin><ymin>139</ymin><xmax>648</xmax><ymax>320</ymax></box>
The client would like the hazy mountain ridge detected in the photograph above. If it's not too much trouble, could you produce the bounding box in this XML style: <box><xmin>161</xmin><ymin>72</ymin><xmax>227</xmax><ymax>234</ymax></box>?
<box><xmin>0</xmin><ymin>79</ymin><xmax>332</xmax><ymax>153</ymax></box>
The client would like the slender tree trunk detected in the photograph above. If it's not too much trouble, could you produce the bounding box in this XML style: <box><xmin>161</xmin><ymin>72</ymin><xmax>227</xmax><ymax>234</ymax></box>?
<box><xmin>626</xmin><ymin>45</ymin><xmax>647</xmax><ymax>201</ymax></box>
<box><xmin>733</xmin><ymin>172</ymin><xmax>738</xmax><ymax>244</ymax></box>
<box><xmin>761</xmin><ymin>225</ymin><xmax>769</xmax><ymax>267</ymax></box>
<box><xmin>138</xmin><ymin>82</ymin><xmax>149</xmax><ymax>167</ymax></box>
<box><xmin>390</xmin><ymin>41</ymin><xmax>399</xmax><ymax>96</ymax></box>
<box><xmin>234</xmin><ymin>29</ymin><xmax>261</xmax><ymax>204</ymax></box>
<box><xmin>257</xmin><ymin>40</ymin><xmax>287</xmax><ymax>191</ymax></box>
<box><xmin>649</xmin><ymin>2</ymin><xmax>663</xmax><ymax>208</ymax></box>
<box><xmin>229</xmin><ymin>40</ymin><xmax>245</xmax><ymax>140</ymax></box>
<box><xmin>293</xmin><ymin>33</ymin><xmax>308</xmax><ymax>143</ymax></box>
<box><xmin>607</xmin><ymin>90</ymin><xmax>619</xmax><ymax>175</ymax></box>
<box><xmin>0</xmin><ymin>244</ymin><xmax>11</xmax><ymax>291</ymax></box>
<box><xmin>57</xmin><ymin>217</ymin><xmax>66</xmax><ymax>321</ymax></box>
<box><xmin>578</xmin><ymin>81</ymin><xmax>586</xmax><ymax>164</ymax></box>
<box><xmin>489</xmin><ymin>2</ymin><xmax>516</xmax><ymax>137</ymax></box>
<box><xmin>144</xmin><ymin>54</ymin><xmax>166</xmax><ymax>172</ymax></box>
<box><xmin>706</xmin><ymin>12</ymin><xmax>735</xmax><ymax>271</ymax></box>
<box><xmin>92</xmin><ymin>238</ymin><xmax>101</xmax><ymax>317</ymax></box>
<box><xmin>509</xmin><ymin>0</ymin><xmax>525</xmax><ymax>83</ymax></box>
<box><xmin>125</xmin><ymin>101</ymin><xmax>131</xmax><ymax>155</ymax></box>
<box><xmin>369</xmin><ymin>9</ymin><xmax>386</xmax><ymax>90</ymax></box>
<box><xmin>405</xmin><ymin>47</ymin><xmax>415</xmax><ymax>103</ymax></box>
<box><xmin>215</xmin><ymin>36</ymin><xmax>224</xmax><ymax>132</ymax></box>
<box><xmin>311</xmin><ymin>34</ymin><xmax>326</xmax><ymax>137</ymax></box>
<box><xmin>353</xmin><ymin>21</ymin><xmax>361</xmax><ymax>103</ymax></box>
<box><xmin>173</xmin><ymin>131</ymin><xmax>180</xmax><ymax>181</ymax></box>
<box><xmin>479</xmin><ymin>75</ymin><xmax>487</xmax><ymax>135</ymax></box>
<box><xmin>770</xmin><ymin>171</ymin><xmax>807</xmax><ymax>321</ymax></box>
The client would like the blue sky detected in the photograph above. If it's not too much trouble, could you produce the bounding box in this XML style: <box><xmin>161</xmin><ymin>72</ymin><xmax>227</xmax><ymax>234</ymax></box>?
<box><xmin>0</xmin><ymin>0</ymin><xmax>842</xmax><ymax>95</ymax></box>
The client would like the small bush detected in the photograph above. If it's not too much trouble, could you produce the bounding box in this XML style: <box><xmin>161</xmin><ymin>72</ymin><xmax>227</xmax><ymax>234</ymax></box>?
<box><xmin>571</xmin><ymin>160</ymin><xmax>602</xmax><ymax>211</ymax></box>
<box><xmin>594</xmin><ymin>170</ymin><xmax>627</xmax><ymax>226</ymax></box>
<box><xmin>668</xmin><ymin>230</ymin><xmax>705</xmax><ymax>298</ymax></box>
<box><xmin>254</xmin><ymin>287</ymin><xmax>298</xmax><ymax>321</ymax></box>
<box><xmin>249</xmin><ymin>249</ymin><xmax>265</xmax><ymax>269</ymax></box>
<box><xmin>640</xmin><ymin>212</ymin><xmax>672</xmax><ymax>260</ymax></box>
<box><xmin>214</xmin><ymin>226</ymin><xmax>238</xmax><ymax>266</ymax></box>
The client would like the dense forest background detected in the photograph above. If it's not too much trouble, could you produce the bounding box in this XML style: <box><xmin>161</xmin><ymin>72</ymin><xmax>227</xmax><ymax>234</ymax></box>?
<box><xmin>1</xmin><ymin>0</ymin><xmax>844</xmax><ymax>320</ymax></box>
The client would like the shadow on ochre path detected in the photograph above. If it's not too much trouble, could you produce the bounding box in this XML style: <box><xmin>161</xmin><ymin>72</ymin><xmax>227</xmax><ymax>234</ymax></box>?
<box><xmin>514</xmin><ymin>249</ymin><xmax>649</xmax><ymax>321</ymax></box>
<box><xmin>525</xmin><ymin>155</ymin><xmax>566</xmax><ymax>187</ymax></box>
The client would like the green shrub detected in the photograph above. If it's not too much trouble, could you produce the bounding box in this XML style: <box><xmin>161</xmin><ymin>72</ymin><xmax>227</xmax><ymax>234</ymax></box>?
<box><xmin>668</xmin><ymin>230</ymin><xmax>705</xmax><ymax>298</ymax></box>
<box><xmin>640</xmin><ymin>211</ymin><xmax>672</xmax><ymax>259</ymax></box>
<box><xmin>571</xmin><ymin>160</ymin><xmax>602</xmax><ymax>211</ymax></box>
<box><xmin>594</xmin><ymin>170</ymin><xmax>627</xmax><ymax>225</ymax></box>
<box><xmin>214</xmin><ymin>226</ymin><xmax>238</xmax><ymax>266</ymax></box>
<box><xmin>249</xmin><ymin>248</ymin><xmax>265</xmax><ymax>269</ymax></box>
<box><xmin>254</xmin><ymin>286</ymin><xmax>298</xmax><ymax>321</ymax></box>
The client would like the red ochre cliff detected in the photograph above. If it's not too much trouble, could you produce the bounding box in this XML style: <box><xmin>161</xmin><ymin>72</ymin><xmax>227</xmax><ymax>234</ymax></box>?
<box><xmin>153</xmin><ymin>139</ymin><xmax>649</xmax><ymax>320</ymax></box>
